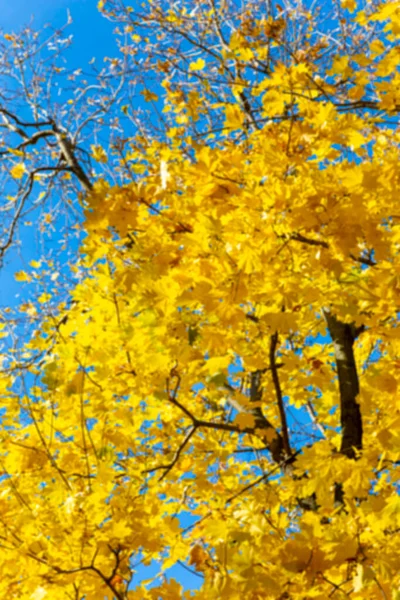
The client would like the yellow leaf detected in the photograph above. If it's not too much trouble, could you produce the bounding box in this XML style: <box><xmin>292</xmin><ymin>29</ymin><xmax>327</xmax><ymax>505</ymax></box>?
<box><xmin>353</xmin><ymin>563</ymin><xmax>376</xmax><ymax>592</ymax></box>
<box><xmin>260</xmin><ymin>312</ymin><xmax>299</xmax><ymax>334</ymax></box>
<box><xmin>188</xmin><ymin>544</ymin><xmax>208</xmax><ymax>571</ymax></box>
<box><xmin>189</xmin><ymin>58</ymin><xmax>206</xmax><ymax>71</ymax></box>
<box><xmin>14</xmin><ymin>271</ymin><xmax>31</xmax><ymax>282</ymax></box>
<box><xmin>256</xmin><ymin>426</ymin><xmax>279</xmax><ymax>442</ymax></box>
<box><xmin>225</xmin><ymin>104</ymin><xmax>245</xmax><ymax>129</ymax></box>
<box><xmin>370</xmin><ymin>39</ymin><xmax>386</xmax><ymax>56</ymax></box>
<box><xmin>234</xmin><ymin>413</ymin><xmax>256</xmax><ymax>429</ymax></box>
<box><xmin>204</xmin><ymin>355</ymin><xmax>231</xmax><ymax>375</ymax></box>
<box><xmin>347</xmin><ymin>129</ymin><xmax>365</xmax><ymax>150</ymax></box>
<box><xmin>8</xmin><ymin>148</ymin><xmax>24</xmax><ymax>157</ymax></box>
<box><xmin>370</xmin><ymin>1</ymin><xmax>400</xmax><ymax>22</ymax></box>
<box><xmin>66</xmin><ymin>371</ymin><xmax>85</xmax><ymax>395</ymax></box>
<box><xmin>38</xmin><ymin>293</ymin><xmax>52</xmax><ymax>304</ymax></box>
<box><xmin>23</xmin><ymin>303</ymin><xmax>37</xmax><ymax>317</ymax></box>
<box><xmin>341</xmin><ymin>0</ymin><xmax>357</xmax><ymax>11</ymax></box>
<box><xmin>353</xmin><ymin>563</ymin><xmax>364</xmax><ymax>592</ymax></box>
<box><xmin>10</xmin><ymin>163</ymin><xmax>26</xmax><ymax>179</ymax></box>
<box><xmin>383</xmin><ymin>494</ymin><xmax>400</xmax><ymax>517</ymax></box>
<box><xmin>329</xmin><ymin>55</ymin><xmax>350</xmax><ymax>76</ymax></box>
<box><xmin>262</xmin><ymin>88</ymin><xmax>286</xmax><ymax>116</ymax></box>
<box><xmin>236</xmin><ymin>46</ymin><xmax>254</xmax><ymax>61</ymax></box>
<box><xmin>142</xmin><ymin>89</ymin><xmax>158</xmax><ymax>102</ymax></box>
<box><xmin>110</xmin><ymin>519</ymin><xmax>131</xmax><ymax>540</ymax></box>
<box><xmin>91</xmin><ymin>145</ymin><xmax>108</xmax><ymax>163</ymax></box>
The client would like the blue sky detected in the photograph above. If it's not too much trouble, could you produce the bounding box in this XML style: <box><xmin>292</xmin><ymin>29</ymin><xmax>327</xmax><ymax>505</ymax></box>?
<box><xmin>1</xmin><ymin>0</ymin><xmax>80</xmax><ymax>26</ymax></box>
<box><xmin>1</xmin><ymin>0</ymin><xmax>118</xmax><ymax>69</ymax></box>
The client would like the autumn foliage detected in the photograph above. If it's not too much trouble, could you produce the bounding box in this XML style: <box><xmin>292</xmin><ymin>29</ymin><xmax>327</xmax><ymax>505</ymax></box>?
<box><xmin>2</xmin><ymin>1</ymin><xmax>400</xmax><ymax>599</ymax></box>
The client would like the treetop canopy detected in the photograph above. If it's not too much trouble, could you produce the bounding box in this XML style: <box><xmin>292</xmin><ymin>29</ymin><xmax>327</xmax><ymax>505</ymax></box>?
<box><xmin>0</xmin><ymin>1</ymin><xmax>400</xmax><ymax>599</ymax></box>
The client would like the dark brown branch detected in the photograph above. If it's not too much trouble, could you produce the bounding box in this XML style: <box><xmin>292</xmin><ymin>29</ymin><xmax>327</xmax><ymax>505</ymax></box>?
<box><xmin>289</xmin><ymin>233</ymin><xmax>329</xmax><ymax>248</ymax></box>
<box><xmin>144</xmin><ymin>426</ymin><xmax>197</xmax><ymax>480</ymax></box>
<box><xmin>334</xmin><ymin>99</ymin><xmax>380</xmax><ymax>110</ymax></box>
<box><xmin>194</xmin><ymin>418</ymin><xmax>257</xmax><ymax>435</ymax></box>
<box><xmin>246</xmin><ymin>371</ymin><xmax>287</xmax><ymax>464</ymax></box>
<box><xmin>288</xmin><ymin>233</ymin><xmax>376</xmax><ymax>267</ymax></box>
<box><xmin>349</xmin><ymin>253</ymin><xmax>376</xmax><ymax>267</ymax></box>
<box><xmin>17</xmin><ymin>129</ymin><xmax>54</xmax><ymax>149</ymax></box>
<box><xmin>269</xmin><ymin>333</ymin><xmax>291</xmax><ymax>456</ymax></box>
<box><xmin>166</xmin><ymin>372</ymin><xmax>286</xmax><ymax>464</ymax></box>
<box><xmin>0</xmin><ymin>110</ymin><xmax>93</xmax><ymax>193</ymax></box>
<box><xmin>177</xmin><ymin>559</ymin><xmax>205</xmax><ymax>579</ymax></box>
<box><xmin>168</xmin><ymin>391</ymin><xmax>199</xmax><ymax>423</ymax></box>
<box><xmin>246</xmin><ymin>313</ymin><xmax>259</xmax><ymax>323</ymax></box>
<box><xmin>0</xmin><ymin>108</ymin><xmax>53</xmax><ymax>128</ymax></box>
<box><xmin>165</xmin><ymin>373</ymin><xmax>315</xmax><ymax>509</ymax></box>
<box><xmin>0</xmin><ymin>129</ymin><xmax>53</xmax><ymax>156</ymax></box>
<box><xmin>225</xmin><ymin>461</ymin><xmax>283</xmax><ymax>505</ymax></box>
<box><xmin>324</xmin><ymin>309</ymin><xmax>363</xmax><ymax>460</ymax></box>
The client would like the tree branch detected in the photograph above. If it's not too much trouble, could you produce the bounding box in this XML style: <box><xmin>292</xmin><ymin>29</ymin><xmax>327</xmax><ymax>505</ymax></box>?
<box><xmin>324</xmin><ymin>308</ymin><xmax>363</xmax><ymax>460</ymax></box>
<box><xmin>269</xmin><ymin>332</ymin><xmax>291</xmax><ymax>456</ymax></box>
<box><xmin>52</xmin><ymin>124</ymin><xmax>93</xmax><ymax>192</ymax></box>
<box><xmin>144</xmin><ymin>425</ymin><xmax>197</xmax><ymax>480</ymax></box>
<box><xmin>287</xmin><ymin>233</ymin><xmax>376</xmax><ymax>266</ymax></box>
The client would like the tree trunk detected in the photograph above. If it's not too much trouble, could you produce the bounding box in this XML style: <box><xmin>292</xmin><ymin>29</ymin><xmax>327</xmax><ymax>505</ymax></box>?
<box><xmin>324</xmin><ymin>309</ymin><xmax>363</xmax><ymax>505</ymax></box>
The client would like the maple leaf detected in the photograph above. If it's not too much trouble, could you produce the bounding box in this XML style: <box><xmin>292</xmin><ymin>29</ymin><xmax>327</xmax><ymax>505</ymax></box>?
<box><xmin>234</xmin><ymin>413</ymin><xmax>256</xmax><ymax>430</ymax></box>
<box><xmin>14</xmin><ymin>270</ymin><xmax>31</xmax><ymax>282</ymax></box>
<box><xmin>2</xmin><ymin>2</ymin><xmax>400</xmax><ymax>598</ymax></box>
<box><xmin>225</xmin><ymin>104</ymin><xmax>245</xmax><ymax>129</ymax></box>
<box><xmin>188</xmin><ymin>544</ymin><xmax>208</xmax><ymax>572</ymax></box>
<box><xmin>91</xmin><ymin>144</ymin><xmax>108</xmax><ymax>163</ymax></box>
<box><xmin>142</xmin><ymin>89</ymin><xmax>159</xmax><ymax>102</ymax></box>
<box><xmin>189</xmin><ymin>58</ymin><xmax>206</xmax><ymax>71</ymax></box>
<box><xmin>10</xmin><ymin>163</ymin><xmax>26</xmax><ymax>179</ymax></box>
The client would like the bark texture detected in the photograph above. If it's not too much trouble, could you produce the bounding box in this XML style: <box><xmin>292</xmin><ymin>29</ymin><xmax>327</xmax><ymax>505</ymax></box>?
<box><xmin>324</xmin><ymin>309</ymin><xmax>363</xmax><ymax>459</ymax></box>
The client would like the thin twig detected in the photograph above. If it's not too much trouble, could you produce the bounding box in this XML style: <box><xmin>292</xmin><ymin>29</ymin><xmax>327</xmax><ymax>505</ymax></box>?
<box><xmin>144</xmin><ymin>425</ymin><xmax>197</xmax><ymax>480</ymax></box>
